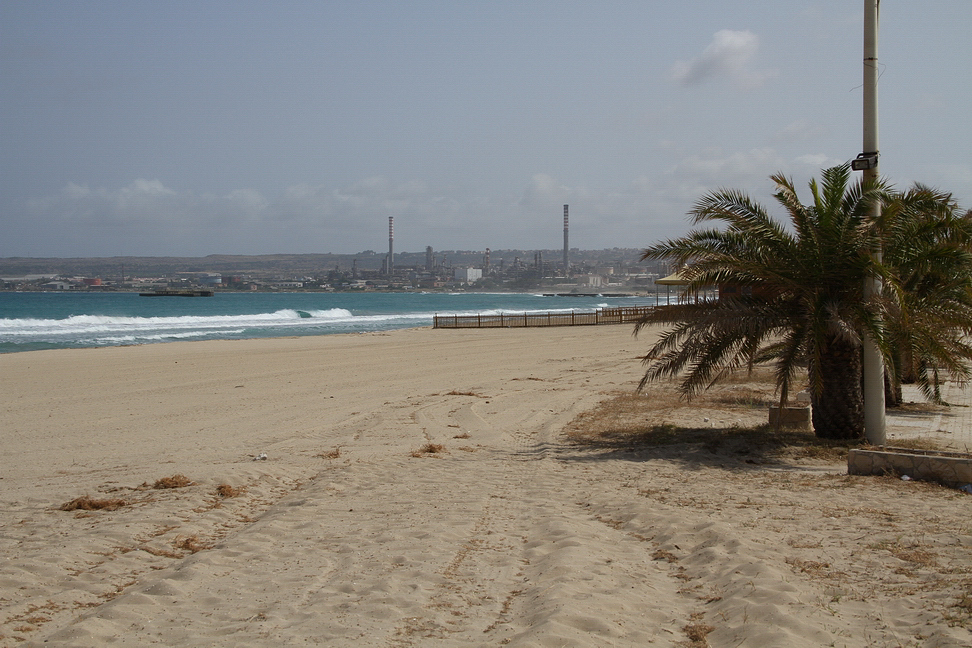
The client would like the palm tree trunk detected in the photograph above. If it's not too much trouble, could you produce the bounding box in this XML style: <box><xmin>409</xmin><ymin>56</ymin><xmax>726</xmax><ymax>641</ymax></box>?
<box><xmin>884</xmin><ymin>368</ymin><xmax>902</xmax><ymax>407</ymax></box>
<box><xmin>885</xmin><ymin>345</ymin><xmax>904</xmax><ymax>407</ymax></box>
<box><xmin>810</xmin><ymin>338</ymin><xmax>865</xmax><ymax>439</ymax></box>
<box><xmin>900</xmin><ymin>345</ymin><xmax>918</xmax><ymax>384</ymax></box>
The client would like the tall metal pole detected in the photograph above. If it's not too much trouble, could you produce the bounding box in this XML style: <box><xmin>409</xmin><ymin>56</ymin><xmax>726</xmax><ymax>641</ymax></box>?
<box><xmin>861</xmin><ymin>0</ymin><xmax>886</xmax><ymax>444</ymax></box>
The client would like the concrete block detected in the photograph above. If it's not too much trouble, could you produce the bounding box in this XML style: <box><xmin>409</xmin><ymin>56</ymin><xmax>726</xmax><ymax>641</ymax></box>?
<box><xmin>769</xmin><ymin>405</ymin><xmax>811</xmax><ymax>430</ymax></box>
<box><xmin>848</xmin><ymin>447</ymin><xmax>972</xmax><ymax>488</ymax></box>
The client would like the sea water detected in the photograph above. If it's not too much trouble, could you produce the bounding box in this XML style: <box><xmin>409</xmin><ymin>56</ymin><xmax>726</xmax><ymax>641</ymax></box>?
<box><xmin>0</xmin><ymin>291</ymin><xmax>656</xmax><ymax>353</ymax></box>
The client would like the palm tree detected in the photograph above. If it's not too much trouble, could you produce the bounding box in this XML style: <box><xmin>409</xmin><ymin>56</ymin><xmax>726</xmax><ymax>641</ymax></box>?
<box><xmin>637</xmin><ymin>165</ymin><xmax>972</xmax><ymax>439</ymax></box>
<box><xmin>881</xmin><ymin>191</ymin><xmax>972</xmax><ymax>404</ymax></box>
<box><xmin>636</xmin><ymin>164</ymin><xmax>890</xmax><ymax>440</ymax></box>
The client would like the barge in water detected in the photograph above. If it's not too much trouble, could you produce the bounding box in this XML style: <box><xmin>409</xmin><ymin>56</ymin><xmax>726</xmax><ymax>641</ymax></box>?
<box><xmin>138</xmin><ymin>289</ymin><xmax>214</xmax><ymax>297</ymax></box>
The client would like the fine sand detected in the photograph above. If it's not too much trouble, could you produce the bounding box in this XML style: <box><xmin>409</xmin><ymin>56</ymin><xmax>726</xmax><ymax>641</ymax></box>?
<box><xmin>1</xmin><ymin>326</ymin><xmax>971</xmax><ymax>647</ymax></box>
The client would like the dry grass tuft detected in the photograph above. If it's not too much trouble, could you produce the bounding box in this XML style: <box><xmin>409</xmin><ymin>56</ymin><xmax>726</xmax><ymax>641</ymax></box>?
<box><xmin>453</xmin><ymin>432</ymin><xmax>471</xmax><ymax>439</ymax></box>
<box><xmin>564</xmin><ymin>386</ymin><xmax>856</xmax><ymax>464</ymax></box>
<box><xmin>153</xmin><ymin>474</ymin><xmax>192</xmax><ymax>489</ymax></box>
<box><xmin>713</xmin><ymin>388</ymin><xmax>774</xmax><ymax>408</ymax></box>
<box><xmin>139</xmin><ymin>545</ymin><xmax>182</xmax><ymax>559</ymax></box>
<box><xmin>410</xmin><ymin>443</ymin><xmax>446</xmax><ymax>457</ymax></box>
<box><xmin>682</xmin><ymin>622</ymin><xmax>715</xmax><ymax>646</ymax></box>
<box><xmin>319</xmin><ymin>447</ymin><xmax>342</xmax><ymax>459</ymax></box>
<box><xmin>786</xmin><ymin>557</ymin><xmax>831</xmax><ymax>575</ymax></box>
<box><xmin>952</xmin><ymin>584</ymin><xmax>972</xmax><ymax>618</ymax></box>
<box><xmin>174</xmin><ymin>535</ymin><xmax>212</xmax><ymax>554</ymax></box>
<box><xmin>652</xmin><ymin>549</ymin><xmax>679</xmax><ymax>563</ymax></box>
<box><xmin>876</xmin><ymin>438</ymin><xmax>952</xmax><ymax>453</ymax></box>
<box><xmin>444</xmin><ymin>389</ymin><xmax>487</xmax><ymax>398</ymax></box>
<box><xmin>60</xmin><ymin>495</ymin><xmax>127</xmax><ymax>512</ymax></box>
<box><xmin>890</xmin><ymin>545</ymin><xmax>939</xmax><ymax>568</ymax></box>
<box><xmin>215</xmin><ymin>484</ymin><xmax>244</xmax><ymax>498</ymax></box>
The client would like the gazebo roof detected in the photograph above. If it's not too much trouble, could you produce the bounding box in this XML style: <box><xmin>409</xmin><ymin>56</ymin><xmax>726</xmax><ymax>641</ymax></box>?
<box><xmin>654</xmin><ymin>272</ymin><xmax>691</xmax><ymax>286</ymax></box>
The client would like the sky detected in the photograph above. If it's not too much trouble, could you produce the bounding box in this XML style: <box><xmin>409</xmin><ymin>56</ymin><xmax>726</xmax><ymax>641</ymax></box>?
<box><xmin>2</xmin><ymin>1</ymin><xmax>971</xmax><ymax>258</ymax></box>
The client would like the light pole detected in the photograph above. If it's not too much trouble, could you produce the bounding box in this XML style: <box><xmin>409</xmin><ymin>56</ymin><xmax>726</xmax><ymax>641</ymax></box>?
<box><xmin>856</xmin><ymin>0</ymin><xmax>886</xmax><ymax>445</ymax></box>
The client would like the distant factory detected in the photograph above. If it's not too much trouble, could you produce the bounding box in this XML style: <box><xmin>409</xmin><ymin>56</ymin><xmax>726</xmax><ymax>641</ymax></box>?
<box><xmin>381</xmin><ymin>204</ymin><xmax>572</xmax><ymax>281</ymax></box>
<box><xmin>320</xmin><ymin>204</ymin><xmax>663</xmax><ymax>293</ymax></box>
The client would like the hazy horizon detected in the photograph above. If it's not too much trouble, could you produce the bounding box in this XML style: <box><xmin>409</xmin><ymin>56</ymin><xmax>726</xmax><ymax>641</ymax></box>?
<box><xmin>3</xmin><ymin>2</ymin><xmax>970</xmax><ymax>258</ymax></box>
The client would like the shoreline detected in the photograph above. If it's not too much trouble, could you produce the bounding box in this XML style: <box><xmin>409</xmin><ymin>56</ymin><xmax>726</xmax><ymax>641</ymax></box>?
<box><xmin>0</xmin><ymin>291</ymin><xmax>659</xmax><ymax>356</ymax></box>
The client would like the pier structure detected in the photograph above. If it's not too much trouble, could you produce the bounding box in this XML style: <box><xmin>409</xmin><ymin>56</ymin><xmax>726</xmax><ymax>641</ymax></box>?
<box><xmin>433</xmin><ymin>305</ymin><xmax>652</xmax><ymax>329</ymax></box>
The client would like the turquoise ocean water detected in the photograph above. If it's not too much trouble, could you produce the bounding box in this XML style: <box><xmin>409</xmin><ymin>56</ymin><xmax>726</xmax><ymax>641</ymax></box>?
<box><xmin>0</xmin><ymin>291</ymin><xmax>656</xmax><ymax>354</ymax></box>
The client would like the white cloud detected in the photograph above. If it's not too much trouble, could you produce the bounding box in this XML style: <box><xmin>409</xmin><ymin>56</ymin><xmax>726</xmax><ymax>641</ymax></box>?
<box><xmin>518</xmin><ymin>173</ymin><xmax>570</xmax><ymax>210</ymax></box>
<box><xmin>672</xmin><ymin>30</ymin><xmax>775</xmax><ymax>89</ymax></box>
<box><xmin>124</xmin><ymin>179</ymin><xmax>173</xmax><ymax>196</ymax></box>
<box><xmin>673</xmin><ymin>147</ymin><xmax>784</xmax><ymax>183</ymax></box>
<box><xmin>113</xmin><ymin>179</ymin><xmax>176</xmax><ymax>213</ymax></box>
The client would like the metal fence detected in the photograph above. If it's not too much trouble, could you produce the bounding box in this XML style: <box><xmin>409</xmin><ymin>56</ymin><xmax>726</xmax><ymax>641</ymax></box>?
<box><xmin>433</xmin><ymin>305</ymin><xmax>653</xmax><ymax>329</ymax></box>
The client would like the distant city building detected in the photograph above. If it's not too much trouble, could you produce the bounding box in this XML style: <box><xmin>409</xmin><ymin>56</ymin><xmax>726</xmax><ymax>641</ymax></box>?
<box><xmin>453</xmin><ymin>267</ymin><xmax>482</xmax><ymax>283</ymax></box>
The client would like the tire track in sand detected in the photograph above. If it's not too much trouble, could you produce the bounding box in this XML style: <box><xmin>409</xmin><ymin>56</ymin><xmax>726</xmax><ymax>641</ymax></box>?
<box><xmin>34</xmin><ymin>328</ymin><xmax>685</xmax><ymax>647</ymax></box>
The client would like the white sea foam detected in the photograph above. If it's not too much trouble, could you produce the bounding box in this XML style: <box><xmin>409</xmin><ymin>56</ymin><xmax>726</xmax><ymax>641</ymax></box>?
<box><xmin>0</xmin><ymin>309</ymin><xmax>360</xmax><ymax>337</ymax></box>
<box><xmin>0</xmin><ymin>304</ymin><xmax>621</xmax><ymax>339</ymax></box>
<box><xmin>93</xmin><ymin>329</ymin><xmax>237</xmax><ymax>344</ymax></box>
<box><xmin>0</xmin><ymin>292</ymin><xmax>654</xmax><ymax>352</ymax></box>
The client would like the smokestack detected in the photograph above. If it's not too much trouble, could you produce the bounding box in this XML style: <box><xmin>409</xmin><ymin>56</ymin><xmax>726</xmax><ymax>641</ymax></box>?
<box><xmin>484</xmin><ymin>248</ymin><xmax>490</xmax><ymax>274</ymax></box>
<box><xmin>388</xmin><ymin>217</ymin><xmax>394</xmax><ymax>276</ymax></box>
<box><xmin>563</xmin><ymin>205</ymin><xmax>569</xmax><ymax>276</ymax></box>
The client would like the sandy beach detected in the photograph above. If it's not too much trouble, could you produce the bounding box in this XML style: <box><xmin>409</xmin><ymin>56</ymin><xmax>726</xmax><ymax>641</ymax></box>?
<box><xmin>2</xmin><ymin>325</ymin><xmax>971</xmax><ymax>647</ymax></box>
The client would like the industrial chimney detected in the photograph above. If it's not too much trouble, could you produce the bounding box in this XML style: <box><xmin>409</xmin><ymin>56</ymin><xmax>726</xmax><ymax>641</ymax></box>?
<box><xmin>563</xmin><ymin>205</ymin><xmax>569</xmax><ymax>277</ymax></box>
<box><xmin>387</xmin><ymin>217</ymin><xmax>394</xmax><ymax>277</ymax></box>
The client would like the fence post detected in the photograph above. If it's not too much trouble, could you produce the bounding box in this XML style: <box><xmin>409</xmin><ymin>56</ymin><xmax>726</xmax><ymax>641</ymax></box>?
<box><xmin>478</xmin><ymin>313</ymin><xmax>481</xmax><ymax>327</ymax></box>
